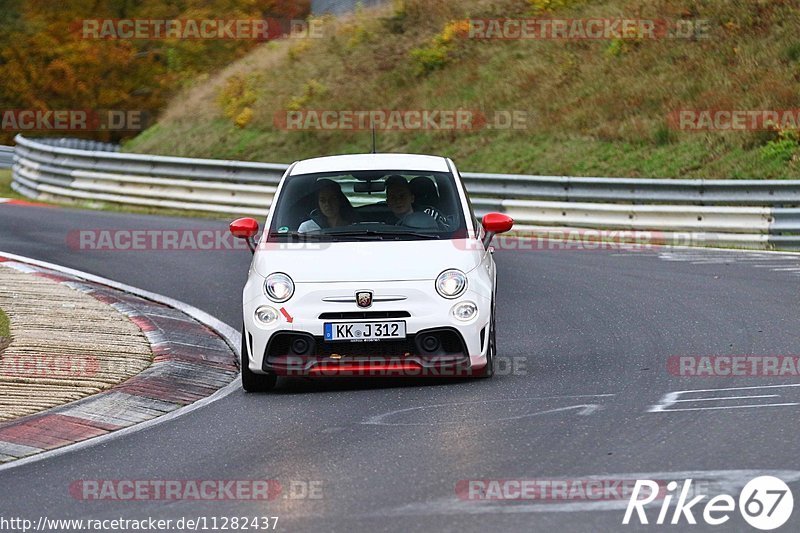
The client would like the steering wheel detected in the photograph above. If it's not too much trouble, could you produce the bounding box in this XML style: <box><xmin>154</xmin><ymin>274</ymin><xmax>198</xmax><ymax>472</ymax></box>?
<box><xmin>398</xmin><ymin>212</ymin><xmax>439</xmax><ymax>229</ymax></box>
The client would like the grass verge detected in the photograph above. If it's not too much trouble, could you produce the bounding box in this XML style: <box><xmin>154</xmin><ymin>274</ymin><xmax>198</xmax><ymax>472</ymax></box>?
<box><xmin>0</xmin><ymin>308</ymin><xmax>10</xmax><ymax>351</ymax></box>
<box><xmin>124</xmin><ymin>0</ymin><xmax>800</xmax><ymax>179</ymax></box>
<box><xmin>0</xmin><ymin>170</ymin><xmax>25</xmax><ymax>201</ymax></box>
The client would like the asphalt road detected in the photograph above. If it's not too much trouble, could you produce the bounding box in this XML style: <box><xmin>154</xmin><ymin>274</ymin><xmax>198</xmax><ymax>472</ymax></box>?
<box><xmin>1</xmin><ymin>203</ymin><xmax>799</xmax><ymax>532</ymax></box>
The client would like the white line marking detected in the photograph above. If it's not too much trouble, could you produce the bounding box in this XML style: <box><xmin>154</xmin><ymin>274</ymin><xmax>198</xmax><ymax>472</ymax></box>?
<box><xmin>672</xmin><ymin>383</ymin><xmax>800</xmax><ymax>393</ymax></box>
<box><xmin>661</xmin><ymin>253</ymin><xmax>799</xmax><ymax>261</ymax></box>
<box><xmin>648</xmin><ymin>383</ymin><xmax>800</xmax><ymax>413</ymax></box>
<box><xmin>0</xmin><ymin>250</ymin><xmax>242</xmax><ymax>473</ymax></box>
<box><xmin>673</xmin><ymin>394</ymin><xmax>780</xmax><ymax>402</ymax></box>
<box><xmin>736</xmin><ymin>255</ymin><xmax>797</xmax><ymax>260</ymax></box>
<box><xmin>655</xmin><ymin>403</ymin><xmax>799</xmax><ymax>412</ymax></box>
<box><xmin>741</xmin><ymin>258</ymin><xmax>799</xmax><ymax>262</ymax></box>
<box><xmin>652</xmin><ymin>244</ymin><xmax>800</xmax><ymax>256</ymax></box>
<box><xmin>363</xmin><ymin>395</ymin><xmax>613</xmax><ymax>426</ymax></box>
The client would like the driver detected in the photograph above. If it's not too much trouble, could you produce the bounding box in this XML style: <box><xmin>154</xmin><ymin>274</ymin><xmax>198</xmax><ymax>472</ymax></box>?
<box><xmin>298</xmin><ymin>179</ymin><xmax>357</xmax><ymax>233</ymax></box>
<box><xmin>385</xmin><ymin>175</ymin><xmax>446</xmax><ymax>226</ymax></box>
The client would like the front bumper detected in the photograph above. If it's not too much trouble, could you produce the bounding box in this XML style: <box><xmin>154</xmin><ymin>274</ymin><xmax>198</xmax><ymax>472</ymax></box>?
<box><xmin>243</xmin><ymin>279</ymin><xmax>492</xmax><ymax>377</ymax></box>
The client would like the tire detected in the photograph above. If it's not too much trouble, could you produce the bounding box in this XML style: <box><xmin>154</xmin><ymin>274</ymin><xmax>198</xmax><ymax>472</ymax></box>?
<box><xmin>241</xmin><ymin>326</ymin><xmax>277</xmax><ymax>392</ymax></box>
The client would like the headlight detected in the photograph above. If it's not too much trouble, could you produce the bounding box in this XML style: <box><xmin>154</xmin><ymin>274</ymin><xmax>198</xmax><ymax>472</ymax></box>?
<box><xmin>264</xmin><ymin>273</ymin><xmax>294</xmax><ymax>303</ymax></box>
<box><xmin>255</xmin><ymin>305</ymin><xmax>279</xmax><ymax>325</ymax></box>
<box><xmin>436</xmin><ymin>269</ymin><xmax>467</xmax><ymax>299</ymax></box>
<box><xmin>452</xmin><ymin>301</ymin><xmax>478</xmax><ymax>321</ymax></box>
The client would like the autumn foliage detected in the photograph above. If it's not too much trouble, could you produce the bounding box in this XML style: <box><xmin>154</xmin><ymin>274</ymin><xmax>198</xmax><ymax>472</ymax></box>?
<box><xmin>0</xmin><ymin>0</ymin><xmax>310</xmax><ymax>144</ymax></box>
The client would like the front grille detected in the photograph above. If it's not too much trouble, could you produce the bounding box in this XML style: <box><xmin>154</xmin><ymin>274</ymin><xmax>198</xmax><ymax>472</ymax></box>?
<box><xmin>263</xmin><ymin>328</ymin><xmax>470</xmax><ymax>372</ymax></box>
<box><xmin>318</xmin><ymin>311</ymin><xmax>411</xmax><ymax>320</ymax></box>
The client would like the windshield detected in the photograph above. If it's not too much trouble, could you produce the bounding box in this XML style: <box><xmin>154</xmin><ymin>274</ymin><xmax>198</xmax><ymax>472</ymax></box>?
<box><xmin>267</xmin><ymin>170</ymin><xmax>468</xmax><ymax>241</ymax></box>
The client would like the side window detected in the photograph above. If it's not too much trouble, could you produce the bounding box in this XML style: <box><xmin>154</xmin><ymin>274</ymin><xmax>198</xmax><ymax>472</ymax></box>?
<box><xmin>274</xmin><ymin>178</ymin><xmax>316</xmax><ymax>230</ymax></box>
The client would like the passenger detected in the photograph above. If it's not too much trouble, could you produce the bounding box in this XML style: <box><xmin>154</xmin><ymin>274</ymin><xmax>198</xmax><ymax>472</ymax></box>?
<box><xmin>385</xmin><ymin>175</ymin><xmax>445</xmax><ymax>226</ymax></box>
<box><xmin>384</xmin><ymin>175</ymin><xmax>416</xmax><ymax>222</ymax></box>
<box><xmin>298</xmin><ymin>179</ymin><xmax>357</xmax><ymax>233</ymax></box>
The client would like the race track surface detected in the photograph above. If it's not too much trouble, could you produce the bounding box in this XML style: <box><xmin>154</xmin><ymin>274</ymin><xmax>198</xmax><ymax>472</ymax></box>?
<box><xmin>1</xmin><ymin>204</ymin><xmax>798</xmax><ymax>532</ymax></box>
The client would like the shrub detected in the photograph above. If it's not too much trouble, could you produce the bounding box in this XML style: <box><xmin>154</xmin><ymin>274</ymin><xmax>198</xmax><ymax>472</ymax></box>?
<box><xmin>761</xmin><ymin>127</ymin><xmax>800</xmax><ymax>162</ymax></box>
<box><xmin>288</xmin><ymin>39</ymin><xmax>312</xmax><ymax>62</ymax></box>
<box><xmin>410</xmin><ymin>19</ymin><xmax>470</xmax><ymax>75</ymax></box>
<box><xmin>235</xmin><ymin>107</ymin><xmax>254</xmax><ymax>129</ymax></box>
<box><xmin>287</xmin><ymin>80</ymin><xmax>328</xmax><ymax>111</ymax></box>
<box><xmin>216</xmin><ymin>74</ymin><xmax>259</xmax><ymax>127</ymax></box>
<box><xmin>761</xmin><ymin>138</ymin><xmax>798</xmax><ymax>162</ymax></box>
<box><xmin>529</xmin><ymin>0</ymin><xmax>586</xmax><ymax>14</ymax></box>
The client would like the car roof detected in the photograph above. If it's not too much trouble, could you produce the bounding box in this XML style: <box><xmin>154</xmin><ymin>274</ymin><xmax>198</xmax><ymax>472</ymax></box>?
<box><xmin>289</xmin><ymin>153</ymin><xmax>450</xmax><ymax>176</ymax></box>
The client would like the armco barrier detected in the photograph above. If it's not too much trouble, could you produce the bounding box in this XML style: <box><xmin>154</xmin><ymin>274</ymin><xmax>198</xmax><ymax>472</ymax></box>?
<box><xmin>9</xmin><ymin>135</ymin><xmax>800</xmax><ymax>250</ymax></box>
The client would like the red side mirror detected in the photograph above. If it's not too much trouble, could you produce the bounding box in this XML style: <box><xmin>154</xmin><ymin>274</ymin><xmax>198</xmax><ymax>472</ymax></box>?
<box><xmin>230</xmin><ymin>217</ymin><xmax>259</xmax><ymax>239</ymax></box>
<box><xmin>482</xmin><ymin>213</ymin><xmax>514</xmax><ymax>234</ymax></box>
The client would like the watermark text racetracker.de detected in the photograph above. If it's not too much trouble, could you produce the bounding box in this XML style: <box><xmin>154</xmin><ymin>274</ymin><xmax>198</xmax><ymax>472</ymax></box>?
<box><xmin>1</xmin><ymin>110</ymin><xmax>147</xmax><ymax>132</ymax></box>
<box><xmin>668</xmin><ymin>355</ymin><xmax>800</xmax><ymax>377</ymax></box>
<box><xmin>67</xmin><ymin>229</ymin><xmax>344</xmax><ymax>252</ymax></box>
<box><xmin>77</xmin><ymin>18</ymin><xmax>323</xmax><ymax>40</ymax></box>
<box><xmin>458</xmin><ymin>478</ymin><xmax>673</xmax><ymax>501</ymax></box>
<box><xmin>0</xmin><ymin>353</ymin><xmax>144</xmax><ymax>379</ymax></box>
<box><xmin>68</xmin><ymin>229</ymin><xmax>253</xmax><ymax>252</ymax></box>
<box><xmin>271</xmin><ymin>355</ymin><xmax>528</xmax><ymax>377</ymax></box>
<box><xmin>460</xmin><ymin>229</ymin><xmax>666</xmax><ymax>252</ymax></box>
<box><xmin>465</xmin><ymin>18</ymin><xmax>711</xmax><ymax>40</ymax></box>
<box><xmin>274</xmin><ymin>109</ymin><xmax>530</xmax><ymax>131</ymax></box>
<box><xmin>669</xmin><ymin>109</ymin><xmax>800</xmax><ymax>132</ymax></box>
<box><xmin>458</xmin><ymin>230</ymin><xmax>749</xmax><ymax>252</ymax></box>
<box><xmin>69</xmin><ymin>479</ymin><xmax>323</xmax><ymax>501</ymax></box>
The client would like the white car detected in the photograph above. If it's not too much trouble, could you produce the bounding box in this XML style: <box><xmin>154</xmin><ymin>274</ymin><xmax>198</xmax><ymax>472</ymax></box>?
<box><xmin>230</xmin><ymin>153</ymin><xmax>513</xmax><ymax>392</ymax></box>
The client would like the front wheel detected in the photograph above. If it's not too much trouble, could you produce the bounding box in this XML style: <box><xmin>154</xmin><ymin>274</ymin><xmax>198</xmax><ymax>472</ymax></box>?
<box><xmin>241</xmin><ymin>327</ymin><xmax>277</xmax><ymax>392</ymax></box>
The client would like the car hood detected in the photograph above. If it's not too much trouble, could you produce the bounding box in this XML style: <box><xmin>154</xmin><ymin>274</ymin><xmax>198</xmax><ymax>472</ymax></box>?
<box><xmin>252</xmin><ymin>239</ymin><xmax>482</xmax><ymax>283</ymax></box>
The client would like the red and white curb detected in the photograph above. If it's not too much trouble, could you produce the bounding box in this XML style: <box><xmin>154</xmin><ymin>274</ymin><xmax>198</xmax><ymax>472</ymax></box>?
<box><xmin>0</xmin><ymin>252</ymin><xmax>242</xmax><ymax>469</ymax></box>
<box><xmin>0</xmin><ymin>198</ymin><xmax>51</xmax><ymax>207</ymax></box>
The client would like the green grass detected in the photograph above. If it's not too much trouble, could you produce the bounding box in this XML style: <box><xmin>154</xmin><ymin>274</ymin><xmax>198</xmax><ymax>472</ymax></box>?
<box><xmin>0</xmin><ymin>169</ymin><xmax>25</xmax><ymax>201</ymax></box>
<box><xmin>122</xmin><ymin>0</ymin><xmax>800</xmax><ymax>179</ymax></box>
<box><xmin>0</xmin><ymin>308</ymin><xmax>9</xmax><ymax>346</ymax></box>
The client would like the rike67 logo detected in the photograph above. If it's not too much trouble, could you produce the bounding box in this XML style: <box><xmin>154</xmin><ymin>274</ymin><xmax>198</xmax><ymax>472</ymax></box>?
<box><xmin>623</xmin><ymin>476</ymin><xmax>793</xmax><ymax>530</ymax></box>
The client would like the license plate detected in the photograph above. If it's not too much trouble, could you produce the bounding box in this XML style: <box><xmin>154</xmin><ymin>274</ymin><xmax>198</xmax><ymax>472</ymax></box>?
<box><xmin>324</xmin><ymin>321</ymin><xmax>406</xmax><ymax>342</ymax></box>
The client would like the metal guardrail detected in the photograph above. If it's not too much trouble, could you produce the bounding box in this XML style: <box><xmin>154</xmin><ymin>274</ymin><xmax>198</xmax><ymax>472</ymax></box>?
<box><xmin>311</xmin><ymin>0</ymin><xmax>389</xmax><ymax>15</ymax></box>
<box><xmin>12</xmin><ymin>135</ymin><xmax>283</xmax><ymax>216</ymax></box>
<box><xmin>0</xmin><ymin>146</ymin><xmax>14</xmax><ymax>169</ymax></box>
<box><xmin>464</xmin><ymin>172</ymin><xmax>800</xmax><ymax>206</ymax></box>
<box><xmin>32</xmin><ymin>138</ymin><xmax>120</xmax><ymax>153</ymax></box>
<box><xmin>9</xmin><ymin>135</ymin><xmax>800</xmax><ymax>250</ymax></box>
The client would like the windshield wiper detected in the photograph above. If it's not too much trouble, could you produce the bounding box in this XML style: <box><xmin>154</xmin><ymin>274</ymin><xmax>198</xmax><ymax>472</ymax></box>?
<box><xmin>321</xmin><ymin>230</ymin><xmax>388</xmax><ymax>240</ymax></box>
<box><xmin>380</xmin><ymin>231</ymin><xmax>441</xmax><ymax>240</ymax></box>
<box><xmin>326</xmin><ymin>229</ymin><xmax>441</xmax><ymax>240</ymax></box>
<box><xmin>268</xmin><ymin>231</ymin><xmax>326</xmax><ymax>240</ymax></box>
<box><xmin>270</xmin><ymin>230</ymin><xmax>441</xmax><ymax>241</ymax></box>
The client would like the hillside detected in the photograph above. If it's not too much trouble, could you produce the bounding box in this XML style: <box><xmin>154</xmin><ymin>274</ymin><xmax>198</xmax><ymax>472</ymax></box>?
<box><xmin>124</xmin><ymin>0</ymin><xmax>800</xmax><ymax>178</ymax></box>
